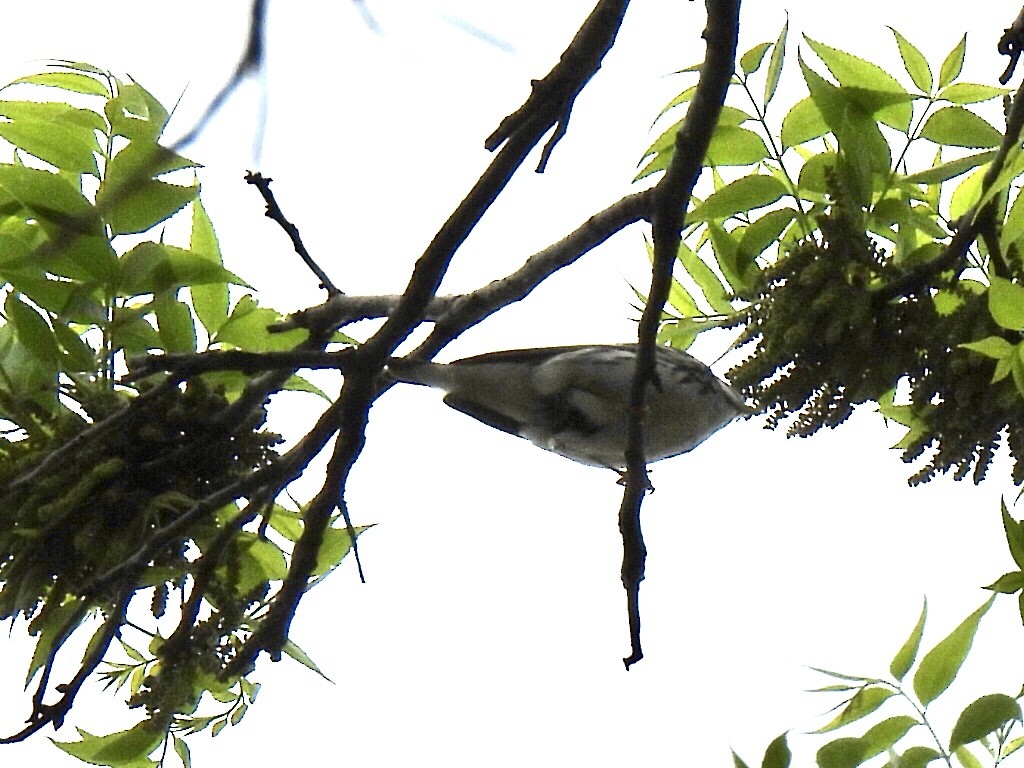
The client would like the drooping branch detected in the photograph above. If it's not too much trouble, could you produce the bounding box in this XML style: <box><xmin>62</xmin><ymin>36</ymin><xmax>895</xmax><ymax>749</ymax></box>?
<box><xmin>620</xmin><ymin>0</ymin><xmax>740</xmax><ymax>669</ymax></box>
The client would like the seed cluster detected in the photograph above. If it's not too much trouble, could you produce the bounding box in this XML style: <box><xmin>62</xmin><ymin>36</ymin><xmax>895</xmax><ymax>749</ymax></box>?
<box><xmin>727</xmin><ymin>196</ymin><xmax>1024</xmax><ymax>485</ymax></box>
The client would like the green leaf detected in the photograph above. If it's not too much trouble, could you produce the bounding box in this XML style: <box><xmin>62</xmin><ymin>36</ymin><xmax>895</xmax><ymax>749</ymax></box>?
<box><xmin>52</xmin><ymin>320</ymin><xmax>96</xmax><ymax>371</ymax></box>
<box><xmin>0</xmin><ymin>101</ymin><xmax>103</xmax><ymax>175</ymax></box>
<box><xmin>213</xmin><ymin>295</ymin><xmax>307</xmax><ymax>352</ymax></box>
<box><xmin>54</xmin><ymin>721</ymin><xmax>164</xmax><ymax>766</ymax></box>
<box><xmin>919</xmin><ymin>107</ymin><xmax>1001</xmax><ymax>149</ymax></box>
<box><xmin>313</xmin><ymin>524</ymin><xmax>372</xmax><ymax>576</ymax></box>
<box><xmin>26</xmin><ymin>598</ymin><xmax>87</xmax><ymax>687</ymax></box>
<box><xmin>101</xmin><ymin>179</ymin><xmax>197</xmax><ymax>236</ymax></box>
<box><xmin>0</xmin><ymin>323</ymin><xmax>58</xmax><ymax>413</ymax></box>
<box><xmin>110</xmin><ymin>305</ymin><xmax>162</xmax><ymax>355</ymax></box>
<box><xmin>189</xmin><ymin>198</ymin><xmax>229</xmax><ymax>336</ymax></box>
<box><xmin>688</xmin><ymin>174</ymin><xmax>786</xmax><ymax>222</ymax></box>
<box><xmin>765</xmin><ymin>19</ymin><xmax>788</xmax><ymax>107</ymax></box>
<box><xmin>983</xmin><ymin>571</ymin><xmax>1024</xmax><ymax>593</ymax></box>
<box><xmin>781</xmin><ymin>96</ymin><xmax>828</xmax><ymax>148</ymax></box>
<box><xmin>1003</xmin><ymin>735</ymin><xmax>1024</xmax><ymax>759</ymax></box>
<box><xmin>97</xmin><ymin>140</ymin><xmax>200</xmax><ymax>235</ymax></box>
<box><xmin>762</xmin><ymin>732</ymin><xmax>791</xmax><ymax>768</ymax></box>
<box><xmin>229</xmin><ymin>702</ymin><xmax>248</xmax><ymax>726</ymax></box>
<box><xmin>939</xmin><ymin>82</ymin><xmax>1010</xmax><ymax>104</ymax></box>
<box><xmin>740</xmin><ymin>42</ymin><xmax>773</xmax><ymax>76</ymax></box>
<box><xmin>938</xmin><ymin>34</ymin><xmax>967</xmax><ymax>89</ymax></box>
<box><xmin>733</xmin><ymin>751</ymin><xmax>752</xmax><ymax>768</ymax></box>
<box><xmin>282</xmin><ymin>639</ymin><xmax>334</xmax><ymax>682</ymax></box>
<box><xmin>895</xmin><ymin>746</ymin><xmax>941</xmax><ymax>768</ymax></box>
<box><xmin>861</xmin><ymin>716</ymin><xmax>918</xmax><ymax>759</ymax></box>
<box><xmin>283</xmin><ymin>374</ymin><xmax>331</xmax><ymax>401</ymax></box>
<box><xmin>227</xmin><ymin>533</ymin><xmax>288</xmax><ymax>595</ymax></box>
<box><xmin>950</xmin><ymin>695</ymin><xmax>1022</xmax><ymax>751</ymax></box>
<box><xmin>676</xmin><ymin>240</ymin><xmax>732</xmax><ymax>313</ymax></box>
<box><xmin>1002</xmin><ymin>189</ymin><xmax>1024</xmax><ymax>252</ymax></box>
<box><xmin>706</xmin><ymin>126</ymin><xmax>769</xmax><ymax>166</ymax></box>
<box><xmin>816</xmin><ymin>737</ymin><xmax>867</xmax><ymax>768</ymax></box>
<box><xmin>707</xmin><ymin>222</ymin><xmax>752</xmax><ymax>292</ymax></box>
<box><xmin>912</xmin><ymin>596</ymin><xmax>994</xmax><ymax>706</ymax></box>
<box><xmin>154</xmin><ymin>293</ymin><xmax>197</xmax><ymax>354</ymax></box>
<box><xmin>11</xmin><ymin>70</ymin><xmax>109</xmax><ymax>96</ymax></box>
<box><xmin>650</xmin><ymin>86</ymin><xmax>695</xmax><ymax>127</ymax></box>
<box><xmin>0</xmin><ymin>164</ymin><xmax>101</xmax><ymax>235</ymax></box>
<box><xmin>988</xmin><ymin>277</ymin><xmax>1024</xmax><ymax>330</ymax></box>
<box><xmin>803</xmin><ymin>35</ymin><xmax>913</xmax><ymax>130</ymax></box>
<box><xmin>798</xmin><ymin>151</ymin><xmax>838</xmax><ymax>195</ymax></box>
<box><xmin>815</xmin><ymin>687</ymin><xmax>895</xmax><ymax>733</ymax></box>
<box><xmin>739</xmin><ymin>208</ymin><xmax>797</xmax><ymax>262</ymax></box>
<box><xmin>1002</xmin><ymin>499</ymin><xmax>1024</xmax><ymax>570</ymax></box>
<box><xmin>172</xmin><ymin>735</ymin><xmax>191</xmax><ymax>768</ymax></box>
<box><xmin>5</xmin><ymin>293</ymin><xmax>61</xmax><ymax>367</ymax></box>
<box><xmin>657</xmin><ymin>318</ymin><xmax>700</xmax><ymax>349</ymax></box>
<box><xmin>118</xmin><ymin>242</ymin><xmax>249</xmax><ymax>296</ymax></box>
<box><xmin>959</xmin><ymin>336</ymin><xmax>1013</xmax><ymax>359</ymax></box>
<box><xmin>889</xmin><ymin>28</ymin><xmax>932</xmax><ymax>93</ymax></box>
<box><xmin>949</xmin><ymin>166</ymin><xmax>986</xmax><ymax>222</ymax></box>
<box><xmin>799</xmin><ymin>53</ymin><xmax>890</xmax><ymax>191</ymax></box>
<box><xmin>105</xmin><ymin>81</ymin><xmax>169</xmax><ymax>141</ymax></box>
<box><xmin>903</xmin><ymin>151</ymin><xmax>995</xmax><ymax>184</ymax></box>
<box><xmin>890</xmin><ymin>599</ymin><xmax>927</xmax><ymax>681</ymax></box>
<box><xmin>267</xmin><ymin>504</ymin><xmax>304</xmax><ymax>542</ymax></box>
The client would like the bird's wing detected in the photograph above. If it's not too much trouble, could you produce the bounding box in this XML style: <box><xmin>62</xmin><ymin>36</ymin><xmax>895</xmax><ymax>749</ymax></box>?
<box><xmin>441</xmin><ymin>392</ymin><xmax>526</xmax><ymax>437</ymax></box>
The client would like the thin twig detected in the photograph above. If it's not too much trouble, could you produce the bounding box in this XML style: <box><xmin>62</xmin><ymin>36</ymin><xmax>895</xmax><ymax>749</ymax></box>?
<box><xmin>171</xmin><ymin>0</ymin><xmax>268</xmax><ymax>151</ymax></box>
<box><xmin>485</xmin><ymin>0</ymin><xmax>630</xmax><ymax>172</ymax></box>
<box><xmin>999</xmin><ymin>5</ymin><xmax>1024</xmax><ymax>84</ymax></box>
<box><xmin>245</xmin><ymin>171</ymin><xmax>342</xmax><ymax>296</ymax></box>
<box><xmin>1</xmin><ymin>595</ymin><xmax>131</xmax><ymax>743</ymax></box>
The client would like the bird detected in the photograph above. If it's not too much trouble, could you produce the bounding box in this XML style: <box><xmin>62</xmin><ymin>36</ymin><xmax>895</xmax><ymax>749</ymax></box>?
<box><xmin>386</xmin><ymin>343</ymin><xmax>746</xmax><ymax>469</ymax></box>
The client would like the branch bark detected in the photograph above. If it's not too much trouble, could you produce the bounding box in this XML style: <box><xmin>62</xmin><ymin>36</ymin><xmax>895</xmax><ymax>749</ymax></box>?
<box><xmin>620</xmin><ymin>0</ymin><xmax>740</xmax><ymax>669</ymax></box>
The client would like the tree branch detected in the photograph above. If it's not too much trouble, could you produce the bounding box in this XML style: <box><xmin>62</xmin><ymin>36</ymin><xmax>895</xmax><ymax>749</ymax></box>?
<box><xmin>245</xmin><ymin>171</ymin><xmax>341</xmax><ymax>296</ymax></box>
<box><xmin>485</xmin><ymin>0</ymin><xmax>631</xmax><ymax>171</ymax></box>
<box><xmin>1</xmin><ymin>595</ymin><xmax>130</xmax><ymax>743</ymax></box>
<box><xmin>171</xmin><ymin>0</ymin><xmax>268</xmax><ymax>151</ymax></box>
<box><xmin>620</xmin><ymin>0</ymin><xmax>740</xmax><ymax>669</ymax></box>
<box><xmin>873</xmin><ymin>77</ymin><xmax>1024</xmax><ymax>303</ymax></box>
<box><xmin>224</xmin><ymin>0</ymin><xmax>636</xmax><ymax>675</ymax></box>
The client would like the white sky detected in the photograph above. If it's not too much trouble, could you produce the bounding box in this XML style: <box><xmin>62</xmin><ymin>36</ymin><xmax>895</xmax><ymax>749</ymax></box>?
<box><xmin>1</xmin><ymin>2</ymin><xmax>1023</xmax><ymax>767</ymax></box>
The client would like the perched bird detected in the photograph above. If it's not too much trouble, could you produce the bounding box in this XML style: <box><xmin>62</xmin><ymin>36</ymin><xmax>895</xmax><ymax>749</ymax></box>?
<box><xmin>386</xmin><ymin>344</ymin><xmax>746</xmax><ymax>469</ymax></box>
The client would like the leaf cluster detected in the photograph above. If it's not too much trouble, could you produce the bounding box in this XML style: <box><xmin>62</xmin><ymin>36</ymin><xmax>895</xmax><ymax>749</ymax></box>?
<box><xmin>0</xmin><ymin>64</ymin><xmax>361</xmax><ymax>766</ymax></box>
<box><xmin>643</xmin><ymin>27</ymin><xmax>1024</xmax><ymax>485</ymax></box>
<box><xmin>736</xmin><ymin>597</ymin><xmax>1024</xmax><ymax>768</ymax></box>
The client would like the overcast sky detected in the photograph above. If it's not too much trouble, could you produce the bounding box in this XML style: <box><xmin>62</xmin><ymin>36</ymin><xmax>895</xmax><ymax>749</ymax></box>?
<box><xmin>1</xmin><ymin>2</ymin><xmax>1022</xmax><ymax>767</ymax></box>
